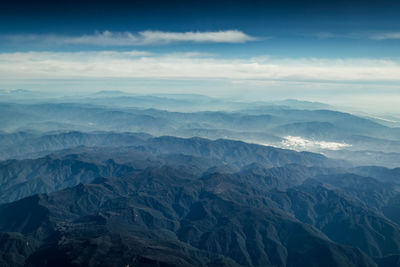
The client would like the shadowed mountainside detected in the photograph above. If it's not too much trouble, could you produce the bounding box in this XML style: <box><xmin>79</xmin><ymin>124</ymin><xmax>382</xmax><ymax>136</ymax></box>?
<box><xmin>0</xmin><ymin>167</ymin><xmax>385</xmax><ymax>267</ymax></box>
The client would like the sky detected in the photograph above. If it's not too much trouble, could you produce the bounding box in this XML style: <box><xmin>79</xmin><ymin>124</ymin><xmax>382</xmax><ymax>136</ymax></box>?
<box><xmin>0</xmin><ymin>0</ymin><xmax>400</xmax><ymax>113</ymax></box>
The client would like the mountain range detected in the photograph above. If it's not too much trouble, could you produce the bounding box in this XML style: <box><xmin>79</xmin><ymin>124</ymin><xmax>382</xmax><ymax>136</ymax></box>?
<box><xmin>0</xmin><ymin>92</ymin><xmax>399</xmax><ymax>266</ymax></box>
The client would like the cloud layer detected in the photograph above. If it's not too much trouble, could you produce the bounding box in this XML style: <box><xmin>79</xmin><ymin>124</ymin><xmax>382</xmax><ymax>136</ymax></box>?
<box><xmin>1</xmin><ymin>50</ymin><xmax>399</xmax><ymax>113</ymax></box>
<box><xmin>312</xmin><ymin>31</ymin><xmax>400</xmax><ymax>40</ymax></box>
<box><xmin>281</xmin><ymin>136</ymin><xmax>351</xmax><ymax>151</ymax></box>
<box><xmin>369</xmin><ymin>32</ymin><xmax>400</xmax><ymax>40</ymax></box>
<box><xmin>0</xmin><ymin>51</ymin><xmax>399</xmax><ymax>82</ymax></box>
<box><xmin>6</xmin><ymin>30</ymin><xmax>257</xmax><ymax>46</ymax></box>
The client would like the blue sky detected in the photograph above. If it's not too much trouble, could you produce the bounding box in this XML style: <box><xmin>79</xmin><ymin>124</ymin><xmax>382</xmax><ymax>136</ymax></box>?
<box><xmin>0</xmin><ymin>0</ymin><xmax>400</xmax><ymax>113</ymax></box>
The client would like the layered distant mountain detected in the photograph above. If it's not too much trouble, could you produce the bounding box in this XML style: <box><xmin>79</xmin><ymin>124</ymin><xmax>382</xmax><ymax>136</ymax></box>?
<box><xmin>0</xmin><ymin>92</ymin><xmax>399</xmax><ymax>266</ymax></box>
<box><xmin>1</xmin><ymin>92</ymin><xmax>399</xmax><ymax>167</ymax></box>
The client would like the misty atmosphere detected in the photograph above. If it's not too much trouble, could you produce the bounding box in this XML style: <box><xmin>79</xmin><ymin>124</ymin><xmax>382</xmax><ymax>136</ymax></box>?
<box><xmin>1</xmin><ymin>1</ymin><xmax>400</xmax><ymax>267</ymax></box>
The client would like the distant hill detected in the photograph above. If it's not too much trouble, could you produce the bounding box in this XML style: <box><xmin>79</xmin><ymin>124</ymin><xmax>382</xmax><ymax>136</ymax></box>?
<box><xmin>1</xmin><ymin>99</ymin><xmax>399</xmax><ymax>166</ymax></box>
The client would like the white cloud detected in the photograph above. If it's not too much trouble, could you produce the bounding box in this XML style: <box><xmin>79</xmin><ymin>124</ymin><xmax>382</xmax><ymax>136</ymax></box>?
<box><xmin>369</xmin><ymin>32</ymin><xmax>400</xmax><ymax>40</ymax></box>
<box><xmin>1</xmin><ymin>51</ymin><xmax>399</xmax><ymax>113</ymax></box>
<box><xmin>5</xmin><ymin>30</ymin><xmax>257</xmax><ymax>46</ymax></box>
<box><xmin>137</xmin><ymin>30</ymin><xmax>257</xmax><ymax>44</ymax></box>
<box><xmin>1</xmin><ymin>51</ymin><xmax>399</xmax><ymax>83</ymax></box>
<box><xmin>310</xmin><ymin>31</ymin><xmax>400</xmax><ymax>40</ymax></box>
<box><xmin>312</xmin><ymin>32</ymin><xmax>341</xmax><ymax>39</ymax></box>
<box><xmin>281</xmin><ymin>136</ymin><xmax>351</xmax><ymax>151</ymax></box>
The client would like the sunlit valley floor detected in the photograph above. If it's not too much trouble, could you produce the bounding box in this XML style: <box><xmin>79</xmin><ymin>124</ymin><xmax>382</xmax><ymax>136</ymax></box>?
<box><xmin>0</xmin><ymin>90</ymin><xmax>400</xmax><ymax>266</ymax></box>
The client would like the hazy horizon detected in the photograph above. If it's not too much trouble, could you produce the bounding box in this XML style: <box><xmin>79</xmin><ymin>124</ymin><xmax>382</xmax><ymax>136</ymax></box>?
<box><xmin>0</xmin><ymin>0</ymin><xmax>399</xmax><ymax>114</ymax></box>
